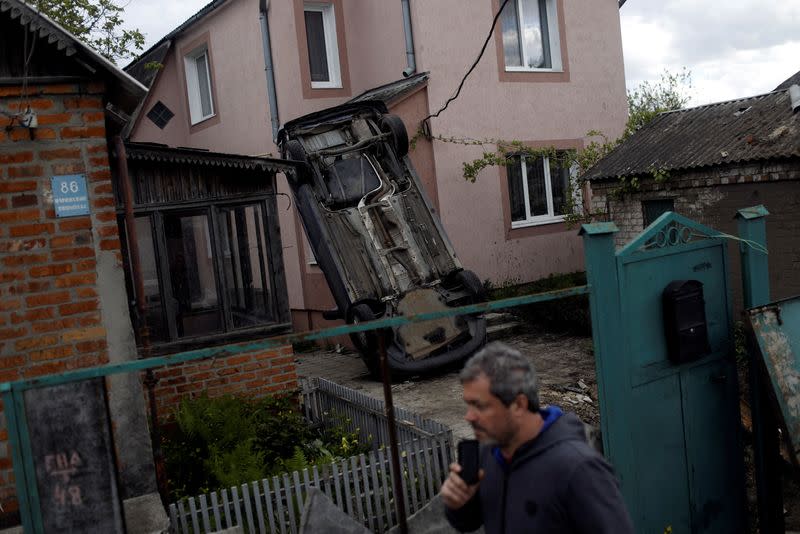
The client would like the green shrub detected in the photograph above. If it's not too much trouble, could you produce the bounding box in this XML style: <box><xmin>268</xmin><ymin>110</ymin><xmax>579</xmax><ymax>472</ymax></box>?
<box><xmin>162</xmin><ymin>392</ymin><xmax>369</xmax><ymax>501</ymax></box>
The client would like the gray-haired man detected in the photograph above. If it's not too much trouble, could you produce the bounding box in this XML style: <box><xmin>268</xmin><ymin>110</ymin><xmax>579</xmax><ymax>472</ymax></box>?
<box><xmin>441</xmin><ymin>342</ymin><xmax>633</xmax><ymax>533</ymax></box>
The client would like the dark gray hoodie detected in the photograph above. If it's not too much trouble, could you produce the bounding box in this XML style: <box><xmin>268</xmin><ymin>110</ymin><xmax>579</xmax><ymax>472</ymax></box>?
<box><xmin>445</xmin><ymin>408</ymin><xmax>633</xmax><ymax>533</ymax></box>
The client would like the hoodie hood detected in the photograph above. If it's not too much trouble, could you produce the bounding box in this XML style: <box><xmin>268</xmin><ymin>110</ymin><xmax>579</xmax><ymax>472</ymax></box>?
<box><xmin>507</xmin><ymin>410</ymin><xmax>587</xmax><ymax>468</ymax></box>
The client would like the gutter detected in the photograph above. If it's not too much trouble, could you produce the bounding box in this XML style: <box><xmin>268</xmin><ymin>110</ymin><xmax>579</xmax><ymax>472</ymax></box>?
<box><xmin>260</xmin><ymin>0</ymin><xmax>281</xmax><ymax>142</ymax></box>
<box><xmin>401</xmin><ymin>0</ymin><xmax>416</xmax><ymax>76</ymax></box>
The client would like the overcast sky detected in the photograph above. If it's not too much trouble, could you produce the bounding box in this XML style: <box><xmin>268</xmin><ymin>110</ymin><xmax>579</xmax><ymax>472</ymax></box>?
<box><xmin>124</xmin><ymin>0</ymin><xmax>800</xmax><ymax>107</ymax></box>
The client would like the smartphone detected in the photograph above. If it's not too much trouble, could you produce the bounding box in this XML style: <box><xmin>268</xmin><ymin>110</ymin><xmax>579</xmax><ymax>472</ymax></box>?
<box><xmin>457</xmin><ymin>439</ymin><xmax>480</xmax><ymax>485</ymax></box>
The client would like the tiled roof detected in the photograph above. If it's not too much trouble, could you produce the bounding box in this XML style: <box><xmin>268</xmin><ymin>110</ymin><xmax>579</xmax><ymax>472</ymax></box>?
<box><xmin>349</xmin><ymin>72</ymin><xmax>429</xmax><ymax>105</ymax></box>
<box><xmin>124</xmin><ymin>142</ymin><xmax>297</xmax><ymax>175</ymax></box>
<box><xmin>584</xmin><ymin>88</ymin><xmax>800</xmax><ymax>181</ymax></box>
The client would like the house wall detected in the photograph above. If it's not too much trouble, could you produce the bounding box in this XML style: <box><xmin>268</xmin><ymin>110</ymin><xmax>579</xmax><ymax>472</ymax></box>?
<box><xmin>131</xmin><ymin>0</ymin><xmax>628</xmax><ymax>317</ymax></box>
<box><xmin>410</xmin><ymin>0</ymin><xmax>628</xmax><ymax>285</ymax></box>
<box><xmin>590</xmin><ymin>160</ymin><xmax>800</xmax><ymax>311</ymax></box>
<box><xmin>0</xmin><ymin>80</ymin><xmax>156</xmax><ymax>521</ymax></box>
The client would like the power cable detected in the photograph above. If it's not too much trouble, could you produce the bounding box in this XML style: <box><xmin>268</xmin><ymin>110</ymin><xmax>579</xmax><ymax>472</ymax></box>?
<box><xmin>423</xmin><ymin>0</ymin><xmax>511</xmax><ymax>125</ymax></box>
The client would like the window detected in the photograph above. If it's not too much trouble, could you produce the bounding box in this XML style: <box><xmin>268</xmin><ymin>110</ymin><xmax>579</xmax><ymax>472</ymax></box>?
<box><xmin>499</xmin><ymin>0</ymin><xmax>562</xmax><ymax>71</ymax></box>
<box><xmin>121</xmin><ymin>200</ymin><xmax>285</xmax><ymax>351</ymax></box>
<box><xmin>184</xmin><ymin>45</ymin><xmax>215</xmax><ymax>124</ymax></box>
<box><xmin>146</xmin><ymin>101</ymin><xmax>174</xmax><ymax>129</ymax></box>
<box><xmin>642</xmin><ymin>199</ymin><xmax>675</xmax><ymax>228</ymax></box>
<box><xmin>304</xmin><ymin>3</ymin><xmax>341</xmax><ymax>88</ymax></box>
<box><xmin>507</xmin><ymin>153</ymin><xmax>571</xmax><ymax>226</ymax></box>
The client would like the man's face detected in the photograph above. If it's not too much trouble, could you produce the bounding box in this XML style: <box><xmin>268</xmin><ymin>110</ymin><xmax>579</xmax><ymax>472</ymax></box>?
<box><xmin>463</xmin><ymin>373</ymin><xmax>516</xmax><ymax>446</ymax></box>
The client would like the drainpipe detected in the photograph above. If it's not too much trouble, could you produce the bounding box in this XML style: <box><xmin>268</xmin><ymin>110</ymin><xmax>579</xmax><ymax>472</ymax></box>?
<box><xmin>113</xmin><ymin>136</ymin><xmax>168</xmax><ymax>501</ymax></box>
<box><xmin>260</xmin><ymin>0</ymin><xmax>281</xmax><ymax>142</ymax></box>
<box><xmin>401</xmin><ymin>0</ymin><xmax>416</xmax><ymax>76</ymax></box>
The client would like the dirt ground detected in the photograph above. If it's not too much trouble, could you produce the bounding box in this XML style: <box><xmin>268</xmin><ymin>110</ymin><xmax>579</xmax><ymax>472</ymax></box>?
<box><xmin>294</xmin><ymin>326</ymin><xmax>599</xmax><ymax>442</ymax></box>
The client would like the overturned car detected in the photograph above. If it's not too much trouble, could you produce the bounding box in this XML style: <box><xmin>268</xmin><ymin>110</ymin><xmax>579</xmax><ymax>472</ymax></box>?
<box><xmin>278</xmin><ymin>101</ymin><xmax>486</xmax><ymax>375</ymax></box>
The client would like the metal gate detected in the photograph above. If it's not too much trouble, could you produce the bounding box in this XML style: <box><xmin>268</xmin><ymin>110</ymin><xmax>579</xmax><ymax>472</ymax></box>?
<box><xmin>582</xmin><ymin>211</ymin><xmax>751</xmax><ymax>533</ymax></box>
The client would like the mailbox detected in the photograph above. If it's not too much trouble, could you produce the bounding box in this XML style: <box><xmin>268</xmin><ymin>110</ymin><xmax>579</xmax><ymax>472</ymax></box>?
<box><xmin>662</xmin><ymin>280</ymin><xmax>711</xmax><ymax>364</ymax></box>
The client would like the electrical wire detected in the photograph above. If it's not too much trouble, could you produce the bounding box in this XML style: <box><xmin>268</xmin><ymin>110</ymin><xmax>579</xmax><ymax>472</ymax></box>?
<box><xmin>422</xmin><ymin>0</ymin><xmax>511</xmax><ymax>124</ymax></box>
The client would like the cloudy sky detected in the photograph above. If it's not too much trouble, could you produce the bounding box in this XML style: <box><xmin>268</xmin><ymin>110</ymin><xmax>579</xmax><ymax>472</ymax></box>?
<box><xmin>124</xmin><ymin>0</ymin><xmax>800</xmax><ymax>107</ymax></box>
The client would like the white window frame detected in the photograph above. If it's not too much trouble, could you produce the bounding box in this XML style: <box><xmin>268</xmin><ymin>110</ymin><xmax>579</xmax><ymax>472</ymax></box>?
<box><xmin>503</xmin><ymin>0</ymin><xmax>562</xmax><ymax>73</ymax></box>
<box><xmin>184</xmin><ymin>45</ymin><xmax>215</xmax><ymax>125</ymax></box>
<box><xmin>509</xmin><ymin>154</ymin><xmax>575</xmax><ymax>228</ymax></box>
<box><xmin>304</xmin><ymin>3</ymin><xmax>342</xmax><ymax>89</ymax></box>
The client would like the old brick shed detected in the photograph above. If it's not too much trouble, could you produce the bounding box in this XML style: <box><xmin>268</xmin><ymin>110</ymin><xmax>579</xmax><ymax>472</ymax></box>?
<box><xmin>0</xmin><ymin>0</ymin><xmax>299</xmax><ymax>528</ymax></box>
<box><xmin>585</xmin><ymin>83</ymin><xmax>800</xmax><ymax>309</ymax></box>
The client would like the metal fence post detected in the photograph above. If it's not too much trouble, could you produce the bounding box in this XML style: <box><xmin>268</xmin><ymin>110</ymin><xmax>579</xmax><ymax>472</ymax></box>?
<box><xmin>736</xmin><ymin>205</ymin><xmax>782</xmax><ymax>532</ymax></box>
<box><xmin>580</xmin><ymin>223</ymin><xmax>636</xmax><ymax>513</ymax></box>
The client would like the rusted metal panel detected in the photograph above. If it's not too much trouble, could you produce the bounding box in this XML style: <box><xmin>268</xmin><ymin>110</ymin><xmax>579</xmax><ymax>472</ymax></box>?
<box><xmin>749</xmin><ymin>296</ymin><xmax>800</xmax><ymax>463</ymax></box>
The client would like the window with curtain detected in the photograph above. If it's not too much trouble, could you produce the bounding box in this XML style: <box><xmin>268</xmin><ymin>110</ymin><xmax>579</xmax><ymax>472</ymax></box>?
<box><xmin>184</xmin><ymin>45</ymin><xmax>215</xmax><ymax>124</ymax></box>
<box><xmin>499</xmin><ymin>0</ymin><xmax>562</xmax><ymax>71</ymax></box>
<box><xmin>507</xmin><ymin>152</ymin><xmax>571</xmax><ymax>226</ymax></box>
<box><xmin>304</xmin><ymin>3</ymin><xmax>341</xmax><ymax>88</ymax></box>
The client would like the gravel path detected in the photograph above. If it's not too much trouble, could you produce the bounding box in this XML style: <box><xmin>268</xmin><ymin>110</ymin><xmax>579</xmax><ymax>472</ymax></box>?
<box><xmin>295</xmin><ymin>328</ymin><xmax>599</xmax><ymax>441</ymax></box>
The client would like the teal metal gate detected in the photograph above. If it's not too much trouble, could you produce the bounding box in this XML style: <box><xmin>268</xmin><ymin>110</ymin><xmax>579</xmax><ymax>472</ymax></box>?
<box><xmin>582</xmin><ymin>212</ymin><xmax>751</xmax><ymax>533</ymax></box>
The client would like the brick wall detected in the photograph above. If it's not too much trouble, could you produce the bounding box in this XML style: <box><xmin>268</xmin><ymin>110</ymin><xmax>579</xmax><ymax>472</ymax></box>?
<box><xmin>590</xmin><ymin>159</ymin><xmax>800</xmax><ymax>309</ymax></box>
<box><xmin>148</xmin><ymin>346</ymin><xmax>298</xmax><ymax>422</ymax></box>
<box><xmin>0</xmin><ymin>82</ymin><xmax>120</xmax><ymax>519</ymax></box>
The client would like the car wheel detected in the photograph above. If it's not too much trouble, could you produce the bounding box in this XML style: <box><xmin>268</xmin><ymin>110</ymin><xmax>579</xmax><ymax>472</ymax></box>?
<box><xmin>455</xmin><ymin>269</ymin><xmax>487</xmax><ymax>303</ymax></box>
<box><xmin>380</xmin><ymin>114</ymin><xmax>409</xmax><ymax>158</ymax></box>
<box><xmin>283</xmin><ymin>140</ymin><xmax>311</xmax><ymax>185</ymax></box>
<box><xmin>348</xmin><ymin>303</ymin><xmax>381</xmax><ymax>377</ymax></box>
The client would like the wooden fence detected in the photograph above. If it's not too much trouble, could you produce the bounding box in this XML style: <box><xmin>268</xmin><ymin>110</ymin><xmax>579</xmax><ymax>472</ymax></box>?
<box><xmin>168</xmin><ymin>379</ymin><xmax>454</xmax><ymax>533</ymax></box>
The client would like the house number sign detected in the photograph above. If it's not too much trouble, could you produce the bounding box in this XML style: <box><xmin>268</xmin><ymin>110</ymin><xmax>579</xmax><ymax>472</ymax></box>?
<box><xmin>51</xmin><ymin>174</ymin><xmax>90</xmax><ymax>217</ymax></box>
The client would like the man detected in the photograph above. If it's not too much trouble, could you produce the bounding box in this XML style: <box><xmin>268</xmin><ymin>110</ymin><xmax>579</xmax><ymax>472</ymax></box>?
<box><xmin>441</xmin><ymin>342</ymin><xmax>633</xmax><ymax>533</ymax></box>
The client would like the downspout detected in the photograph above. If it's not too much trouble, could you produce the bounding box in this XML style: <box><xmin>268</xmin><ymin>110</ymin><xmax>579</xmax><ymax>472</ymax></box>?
<box><xmin>401</xmin><ymin>0</ymin><xmax>416</xmax><ymax>75</ymax></box>
<box><xmin>260</xmin><ymin>0</ymin><xmax>280</xmax><ymax>142</ymax></box>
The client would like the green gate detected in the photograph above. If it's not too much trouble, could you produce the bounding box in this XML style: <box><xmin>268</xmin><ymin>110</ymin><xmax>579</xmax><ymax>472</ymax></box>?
<box><xmin>582</xmin><ymin>211</ymin><xmax>751</xmax><ymax>533</ymax></box>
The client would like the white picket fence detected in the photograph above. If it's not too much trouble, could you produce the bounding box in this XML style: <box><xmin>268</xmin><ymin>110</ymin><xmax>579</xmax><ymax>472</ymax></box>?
<box><xmin>168</xmin><ymin>378</ymin><xmax>454</xmax><ymax>533</ymax></box>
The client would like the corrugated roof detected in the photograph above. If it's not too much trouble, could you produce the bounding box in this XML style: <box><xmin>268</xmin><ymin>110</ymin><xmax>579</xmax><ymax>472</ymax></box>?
<box><xmin>348</xmin><ymin>72</ymin><xmax>429</xmax><ymax>105</ymax></box>
<box><xmin>584</xmin><ymin>89</ymin><xmax>800</xmax><ymax>181</ymax></box>
<box><xmin>124</xmin><ymin>142</ymin><xmax>297</xmax><ymax>175</ymax></box>
<box><xmin>775</xmin><ymin>69</ymin><xmax>800</xmax><ymax>91</ymax></box>
<box><xmin>1</xmin><ymin>0</ymin><xmax>146</xmax><ymax>112</ymax></box>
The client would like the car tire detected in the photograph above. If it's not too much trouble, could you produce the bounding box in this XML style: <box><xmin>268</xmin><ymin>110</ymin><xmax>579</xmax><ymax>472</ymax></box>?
<box><xmin>380</xmin><ymin>114</ymin><xmax>409</xmax><ymax>158</ymax></box>
<box><xmin>283</xmin><ymin>140</ymin><xmax>311</xmax><ymax>184</ymax></box>
<box><xmin>455</xmin><ymin>269</ymin><xmax>487</xmax><ymax>303</ymax></box>
<box><xmin>348</xmin><ymin>303</ymin><xmax>381</xmax><ymax>377</ymax></box>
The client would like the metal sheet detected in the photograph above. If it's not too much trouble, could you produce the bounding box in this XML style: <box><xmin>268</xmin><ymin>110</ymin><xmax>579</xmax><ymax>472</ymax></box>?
<box><xmin>749</xmin><ymin>296</ymin><xmax>800</xmax><ymax>463</ymax></box>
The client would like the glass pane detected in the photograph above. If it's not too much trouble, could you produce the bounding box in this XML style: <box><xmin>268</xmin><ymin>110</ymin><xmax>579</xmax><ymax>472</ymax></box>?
<box><xmin>304</xmin><ymin>10</ymin><xmax>330</xmax><ymax>82</ymax></box>
<box><xmin>195</xmin><ymin>53</ymin><xmax>213</xmax><ymax>117</ymax></box>
<box><xmin>520</xmin><ymin>0</ymin><xmax>549</xmax><ymax>68</ymax></box>
<box><xmin>526</xmin><ymin>157</ymin><xmax>548</xmax><ymax>216</ymax></box>
<box><xmin>500</xmin><ymin>0</ymin><xmax>522</xmax><ymax>67</ymax></box>
<box><xmin>164</xmin><ymin>212</ymin><xmax>222</xmax><ymax>338</ymax></box>
<box><xmin>219</xmin><ymin>204</ymin><xmax>274</xmax><ymax>328</ymax></box>
<box><xmin>550</xmin><ymin>158</ymin><xmax>569</xmax><ymax>215</ymax></box>
<box><xmin>128</xmin><ymin>217</ymin><xmax>167</xmax><ymax>343</ymax></box>
<box><xmin>643</xmin><ymin>199</ymin><xmax>675</xmax><ymax>227</ymax></box>
<box><xmin>506</xmin><ymin>157</ymin><xmax>525</xmax><ymax>222</ymax></box>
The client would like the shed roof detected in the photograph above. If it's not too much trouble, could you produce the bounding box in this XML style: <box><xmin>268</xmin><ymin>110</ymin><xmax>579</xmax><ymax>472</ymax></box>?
<box><xmin>0</xmin><ymin>0</ymin><xmax>146</xmax><ymax>113</ymax></box>
<box><xmin>124</xmin><ymin>142</ymin><xmax>297</xmax><ymax>175</ymax></box>
<box><xmin>584</xmin><ymin>88</ymin><xmax>800</xmax><ymax>182</ymax></box>
<box><xmin>775</xmin><ymin>69</ymin><xmax>800</xmax><ymax>91</ymax></box>
<box><xmin>349</xmin><ymin>72</ymin><xmax>429</xmax><ymax>105</ymax></box>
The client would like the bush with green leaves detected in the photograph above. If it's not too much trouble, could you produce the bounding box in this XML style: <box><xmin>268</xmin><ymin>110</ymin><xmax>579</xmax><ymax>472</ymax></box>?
<box><xmin>162</xmin><ymin>392</ymin><xmax>369</xmax><ymax>501</ymax></box>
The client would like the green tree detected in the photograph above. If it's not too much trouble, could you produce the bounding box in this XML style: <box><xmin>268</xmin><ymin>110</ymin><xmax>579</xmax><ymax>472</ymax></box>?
<box><xmin>623</xmin><ymin>68</ymin><xmax>692</xmax><ymax>138</ymax></box>
<box><xmin>28</xmin><ymin>0</ymin><xmax>145</xmax><ymax>63</ymax></box>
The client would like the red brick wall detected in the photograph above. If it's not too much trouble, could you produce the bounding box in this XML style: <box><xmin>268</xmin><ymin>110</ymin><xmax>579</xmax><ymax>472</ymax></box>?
<box><xmin>148</xmin><ymin>346</ymin><xmax>298</xmax><ymax>422</ymax></box>
<box><xmin>0</xmin><ymin>81</ymin><xmax>120</xmax><ymax>521</ymax></box>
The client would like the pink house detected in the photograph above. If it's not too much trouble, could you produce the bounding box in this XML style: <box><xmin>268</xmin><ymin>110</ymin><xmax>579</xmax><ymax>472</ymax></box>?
<box><xmin>126</xmin><ymin>0</ymin><xmax>628</xmax><ymax>333</ymax></box>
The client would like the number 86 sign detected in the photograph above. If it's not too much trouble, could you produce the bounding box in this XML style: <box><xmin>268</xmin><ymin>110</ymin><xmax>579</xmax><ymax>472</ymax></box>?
<box><xmin>51</xmin><ymin>174</ymin><xmax>90</xmax><ymax>217</ymax></box>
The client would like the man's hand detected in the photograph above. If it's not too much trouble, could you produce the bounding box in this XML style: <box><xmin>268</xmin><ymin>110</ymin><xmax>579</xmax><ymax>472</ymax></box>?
<box><xmin>441</xmin><ymin>462</ymin><xmax>482</xmax><ymax>510</ymax></box>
